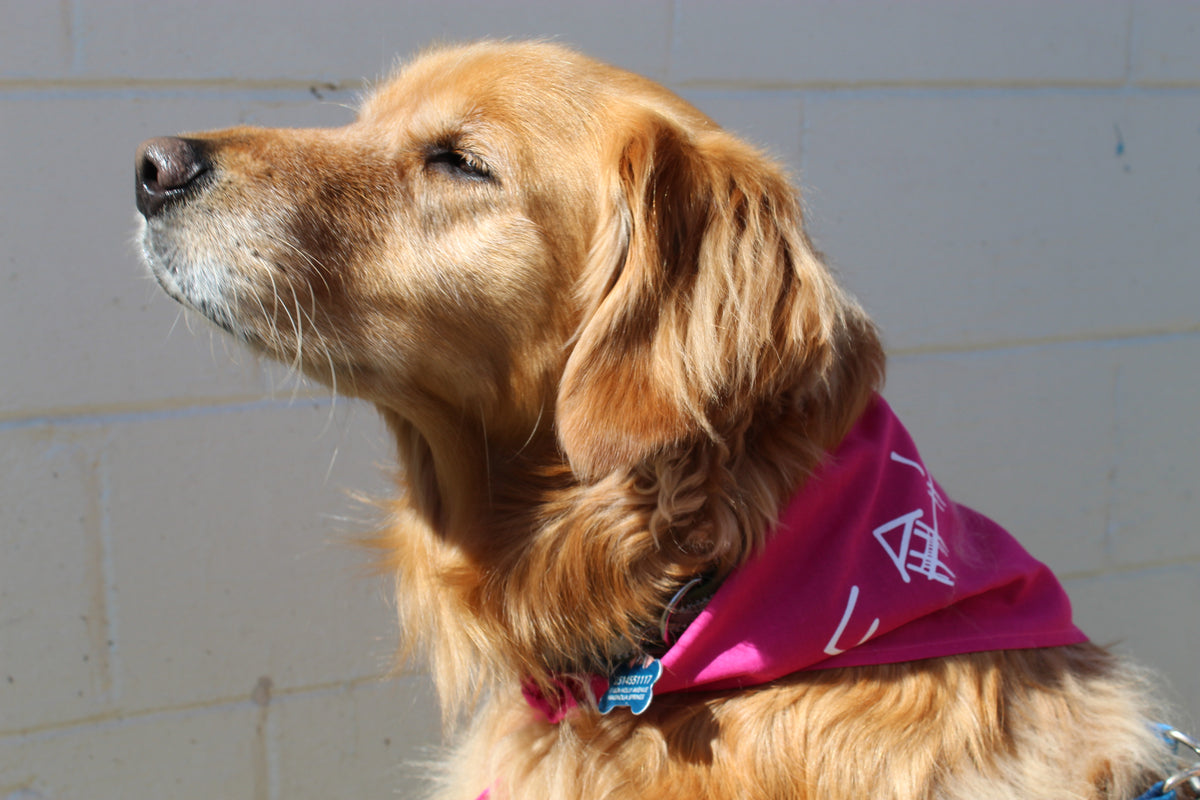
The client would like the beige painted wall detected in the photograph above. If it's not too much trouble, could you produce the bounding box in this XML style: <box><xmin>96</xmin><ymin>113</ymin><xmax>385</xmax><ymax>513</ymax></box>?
<box><xmin>2</xmin><ymin>2</ymin><xmax>1198</xmax><ymax>797</ymax></box>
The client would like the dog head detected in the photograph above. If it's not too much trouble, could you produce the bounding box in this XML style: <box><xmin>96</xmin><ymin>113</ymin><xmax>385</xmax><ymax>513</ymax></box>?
<box><xmin>138</xmin><ymin>41</ymin><xmax>880</xmax><ymax>487</ymax></box>
<box><xmin>137</xmin><ymin>39</ymin><xmax>888</xmax><ymax>693</ymax></box>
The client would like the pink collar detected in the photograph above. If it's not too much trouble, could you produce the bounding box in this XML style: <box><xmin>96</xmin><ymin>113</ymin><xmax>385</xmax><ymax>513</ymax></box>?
<box><xmin>526</xmin><ymin>394</ymin><xmax>1086</xmax><ymax>719</ymax></box>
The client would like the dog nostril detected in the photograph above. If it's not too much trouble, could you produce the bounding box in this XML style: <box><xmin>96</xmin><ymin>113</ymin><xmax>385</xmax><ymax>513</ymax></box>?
<box><xmin>135</xmin><ymin>136</ymin><xmax>210</xmax><ymax>219</ymax></box>
<box><xmin>140</xmin><ymin>156</ymin><xmax>160</xmax><ymax>187</ymax></box>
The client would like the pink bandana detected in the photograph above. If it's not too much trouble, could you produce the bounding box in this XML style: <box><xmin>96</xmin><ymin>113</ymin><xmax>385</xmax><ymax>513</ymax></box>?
<box><xmin>654</xmin><ymin>394</ymin><xmax>1087</xmax><ymax>693</ymax></box>
<box><xmin>487</xmin><ymin>396</ymin><xmax>1086</xmax><ymax>796</ymax></box>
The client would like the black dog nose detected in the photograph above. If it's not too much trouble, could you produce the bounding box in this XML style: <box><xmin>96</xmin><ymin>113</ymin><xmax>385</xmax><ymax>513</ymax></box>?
<box><xmin>135</xmin><ymin>137</ymin><xmax>210</xmax><ymax>218</ymax></box>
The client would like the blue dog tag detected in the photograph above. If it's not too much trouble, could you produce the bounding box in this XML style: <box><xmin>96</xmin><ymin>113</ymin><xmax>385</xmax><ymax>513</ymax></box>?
<box><xmin>598</xmin><ymin>658</ymin><xmax>662</xmax><ymax>715</ymax></box>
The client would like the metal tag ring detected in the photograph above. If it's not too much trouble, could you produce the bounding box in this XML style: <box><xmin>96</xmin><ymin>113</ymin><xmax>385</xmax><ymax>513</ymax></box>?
<box><xmin>1162</xmin><ymin>764</ymin><xmax>1200</xmax><ymax>798</ymax></box>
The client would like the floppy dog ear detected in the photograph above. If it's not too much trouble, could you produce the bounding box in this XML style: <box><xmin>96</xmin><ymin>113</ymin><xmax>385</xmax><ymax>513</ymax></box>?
<box><xmin>557</xmin><ymin>113</ymin><xmax>883</xmax><ymax>479</ymax></box>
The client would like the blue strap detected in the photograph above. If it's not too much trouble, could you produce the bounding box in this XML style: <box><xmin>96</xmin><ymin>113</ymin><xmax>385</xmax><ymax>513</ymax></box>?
<box><xmin>1130</xmin><ymin>781</ymin><xmax>1175</xmax><ymax>800</ymax></box>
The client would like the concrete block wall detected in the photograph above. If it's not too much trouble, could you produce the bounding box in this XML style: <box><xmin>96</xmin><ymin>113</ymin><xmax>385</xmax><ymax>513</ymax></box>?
<box><xmin>1</xmin><ymin>2</ymin><xmax>1196</xmax><ymax>797</ymax></box>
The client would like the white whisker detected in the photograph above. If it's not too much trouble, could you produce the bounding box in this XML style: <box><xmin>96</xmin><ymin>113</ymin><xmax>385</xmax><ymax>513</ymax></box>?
<box><xmin>289</xmin><ymin>284</ymin><xmax>305</xmax><ymax>402</ymax></box>
<box><xmin>514</xmin><ymin>402</ymin><xmax>546</xmax><ymax>457</ymax></box>
<box><xmin>167</xmin><ymin>308</ymin><xmax>185</xmax><ymax>339</ymax></box>
<box><xmin>324</xmin><ymin>444</ymin><xmax>340</xmax><ymax>485</ymax></box>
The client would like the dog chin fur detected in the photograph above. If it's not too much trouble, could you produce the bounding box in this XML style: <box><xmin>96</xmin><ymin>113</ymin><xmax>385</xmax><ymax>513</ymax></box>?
<box><xmin>138</xmin><ymin>41</ymin><xmax>1171</xmax><ymax>800</ymax></box>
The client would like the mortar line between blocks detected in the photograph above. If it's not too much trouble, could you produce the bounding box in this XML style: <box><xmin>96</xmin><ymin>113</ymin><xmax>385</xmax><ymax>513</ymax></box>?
<box><xmin>267</xmin><ymin>704</ymin><xmax>281</xmax><ymax>800</ymax></box>
<box><xmin>1124</xmin><ymin>0</ymin><xmax>1136</xmax><ymax>87</ymax></box>
<box><xmin>887</xmin><ymin>328</ymin><xmax>1200</xmax><ymax>360</ymax></box>
<box><xmin>1102</xmin><ymin>362</ymin><xmax>1124</xmax><ymax>568</ymax></box>
<box><xmin>1059</xmin><ymin>554</ymin><xmax>1200</xmax><ymax>583</ymax></box>
<box><xmin>667</xmin><ymin>0</ymin><xmax>682</xmax><ymax>81</ymax></box>
<box><xmin>98</xmin><ymin>444</ymin><xmax>121</xmax><ymax>705</ymax></box>
<box><xmin>0</xmin><ymin>397</ymin><xmax>335</xmax><ymax>432</ymax></box>
<box><xmin>0</xmin><ymin>674</ymin><xmax>400</xmax><ymax>741</ymax></box>
<box><xmin>69</xmin><ymin>0</ymin><xmax>84</xmax><ymax>75</ymax></box>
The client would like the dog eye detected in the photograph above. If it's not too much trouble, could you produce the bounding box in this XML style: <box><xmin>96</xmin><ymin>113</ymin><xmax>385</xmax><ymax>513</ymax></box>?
<box><xmin>426</xmin><ymin>148</ymin><xmax>493</xmax><ymax>181</ymax></box>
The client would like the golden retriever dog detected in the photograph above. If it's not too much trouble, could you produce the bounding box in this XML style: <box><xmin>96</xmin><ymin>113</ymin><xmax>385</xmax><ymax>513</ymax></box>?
<box><xmin>135</xmin><ymin>41</ymin><xmax>1191</xmax><ymax>799</ymax></box>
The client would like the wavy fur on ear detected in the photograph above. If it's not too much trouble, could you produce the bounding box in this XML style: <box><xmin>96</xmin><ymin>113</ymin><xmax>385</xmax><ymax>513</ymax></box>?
<box><xmin>558</xmin><ymin>112</ymin><xmax>884</xmax><ymax>481</ymax></box>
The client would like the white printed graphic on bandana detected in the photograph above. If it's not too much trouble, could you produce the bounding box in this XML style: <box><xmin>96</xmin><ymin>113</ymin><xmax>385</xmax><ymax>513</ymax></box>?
<box><xmin>823</xmin><ymin>450</ymin><xmax>957</xmax><ymax>658</ymax></box>
<box><xmin>871</xmin><ymin>452</ymin><xmax>955</xmax><ymax>586</ymax></box>
<box><xmin>823</xmin><ymin>585</ymin><xmax>881</xmax><ymax>656</ymax></box>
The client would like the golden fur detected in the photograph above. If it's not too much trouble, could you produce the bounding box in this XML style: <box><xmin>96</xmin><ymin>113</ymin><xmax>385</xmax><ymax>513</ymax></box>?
<box><xmin>137</xmin><ymin>41</ymin><xmax>1171</xmax><ymax>799</ymax></box>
